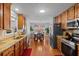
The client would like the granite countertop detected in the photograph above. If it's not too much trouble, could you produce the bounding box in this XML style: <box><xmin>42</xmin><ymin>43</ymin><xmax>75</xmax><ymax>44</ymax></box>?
<box><xmin>0</xmin><ymin>35</ymin><xmax>26</xmax><ymax>53</ymax></box>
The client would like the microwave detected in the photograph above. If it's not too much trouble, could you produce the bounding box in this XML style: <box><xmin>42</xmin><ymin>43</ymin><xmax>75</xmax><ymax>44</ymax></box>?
<box><xmin>67</xmin><ymin>20</ymin><xmax>76</xmax><ymax>27</ymax></box>
<box><xmin>67</xmin><ymin>19</ymin><xmax>79</xmax><ymax>29</ymax></box>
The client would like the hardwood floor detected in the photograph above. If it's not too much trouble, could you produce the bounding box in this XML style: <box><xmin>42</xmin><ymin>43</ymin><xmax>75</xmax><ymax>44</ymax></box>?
<box><xmin>29</xmin><ymin>35</ymin><xmax>63</xmax><ymax>56</ymax></box>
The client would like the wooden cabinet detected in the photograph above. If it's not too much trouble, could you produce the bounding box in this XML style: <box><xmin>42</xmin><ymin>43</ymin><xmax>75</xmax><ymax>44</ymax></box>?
<box><xmin>0</xmin><ymin>36</ymin><xmax>27</xmax><ymax>56</ymax></box>
<box><xmin>14</xmin><ymin>38</ymin><xmax>26</xmax><ymax>56</ymax></box>
<box><xmin>0</xmin><ymin>3</ymin><xmax>11</xmax><ymax>30</ymax></box>
<box><xmin>19</xmin><ymin>39</ymin><xmax>24</xmax><ymax>55</ymax></box>
<box><xmin>24</xmin><ymin>37</ymin><xmax>27</xmax><ymax>49</ymax></box>
<box><xmin>0</xmin><ymin>53</ymin><xmax>2</xmax><ymax>56</ymax></box>
<box><xmin>61</xmin><ymin>11</ymin><xmax>67</xmax><ymax>29</ymax></box>
<box><xmin>14</xmin><ymin>42</ymin><xmax>20</xmax><ymax>56</ymax></box>
<box><xmin>18</xmin><ymin>14</ymin><xmax>25</xmax><ymax>29</ymax></box>
<box><xmin>77</xmin><ymin>44</ymin><xmax>79</xmax><ymax>56</ymax></box>
<box><xmin>57</xmin><ymin>36</ymin><xmax>62</xmax><ymax>51</ymax></box>
<box><xmin>3</xmin><ymin>3</ymin><xmax>11</xmax><ymax>30</ymax></box>
<box><xmin>67</xmin><ymin>6</ymin><xmax>75</xmax><ymax>20</ymax></box>
<box><xmin>55</xmin><ymin>15</ymin><xmax>61</xmax><ymax>24</ymax></box>
<box><xmin>0</xmin><ymin>3</ymin><xmax>3</xmax><ymax>29</ymax></box>
<box><xmin>3</xmin><ymin>46</ymin><xmax>14</xmax><ymax>56</ymax></box>
<box><xmin>75</xmin><ymin>3</ymin><xmax>79</xmax><ymax>18</ymax></box>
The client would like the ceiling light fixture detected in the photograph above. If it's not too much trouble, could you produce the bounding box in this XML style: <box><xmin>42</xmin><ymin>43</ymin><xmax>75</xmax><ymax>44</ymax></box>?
<box><xmin>40</xmin><ymin>10</ymin><xmax>45</xmax><ymax>13</ymax></box>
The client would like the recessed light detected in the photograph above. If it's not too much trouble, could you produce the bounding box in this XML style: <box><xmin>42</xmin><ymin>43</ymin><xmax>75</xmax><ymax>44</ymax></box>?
<box><xmin>40</xmin><ymin>10</ymin><xmax>45</xmax><ymax>13</ymax></box>
<box><xmin>15</xmin><ymin>8</ymin><xmax>19</xmax><ymax>11</ymax></box>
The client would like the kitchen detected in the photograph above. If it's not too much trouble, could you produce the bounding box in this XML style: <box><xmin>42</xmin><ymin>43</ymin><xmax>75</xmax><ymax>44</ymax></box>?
<box><xmin>0</xmin><ymin>3</ymin><xmax>79</xmax><ymax>56</ymax></box>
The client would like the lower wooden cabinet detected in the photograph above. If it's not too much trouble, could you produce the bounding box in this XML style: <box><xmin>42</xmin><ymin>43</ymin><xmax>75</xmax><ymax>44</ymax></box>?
<box><xmin>56</xmin><ymin>36</ymin><xmax>62</xmax><ymax>52</ymax></box>
<box><xmin>14</xmin><ymin>38</ymin><xmax>25</xmax><ymax>56</ymax></box>
<box><xmin>2</xmin><ymin>46</ymin><xmax>14</xmax><ymax>56</ymax></box>
<box><xmin>0</xmin><ymin>36</ymin><xmax>27</xmax><ymax>56</ymax></box>
<box><xmin>19</xmin><ymin>39</ymin><xmax>24</xmax><ymax>55</ymax></box>
<box><xmin>14</xmin><ymin>42</ymin><xmax>20</xmax><ymax>56</ymax></box>
<box><xmin>77</xmin><ymin>44</ymin><xmax>79</xmax><ymax>56</ymax></box>
<box><xmin>24</xmin><ymin>37</ymin><xmax>27</xmax><ymax>49</ymax></box>
<box><xmin>0</xmin><ymin>53</ymin><xmax>2</xmax><ymax>56</ymax></box>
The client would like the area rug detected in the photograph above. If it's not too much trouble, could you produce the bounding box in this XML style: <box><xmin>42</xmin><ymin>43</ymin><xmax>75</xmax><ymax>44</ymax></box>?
<box><xmin>22</xmin><ymin>48</ymin><xmax>32</xmax><ymax>56</ymax></box>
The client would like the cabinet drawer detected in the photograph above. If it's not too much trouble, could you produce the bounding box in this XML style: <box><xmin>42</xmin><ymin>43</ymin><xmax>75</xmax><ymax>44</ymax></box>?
<box><xmin>3</xmin><ymin>46</ymin><xmax>14</xmax><ymax>56</ymax></box>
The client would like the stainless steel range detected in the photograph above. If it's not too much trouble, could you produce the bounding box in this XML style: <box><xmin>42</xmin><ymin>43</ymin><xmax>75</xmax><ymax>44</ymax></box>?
<box><xmin>61</xmin><ymin>39</ymin><xmax>77</xmax><ymax>56</ymax></box>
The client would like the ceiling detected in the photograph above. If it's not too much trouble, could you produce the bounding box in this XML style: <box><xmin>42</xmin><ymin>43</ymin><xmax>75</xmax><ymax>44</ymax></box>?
<box><xmin>12</xmin><ymin>3</ymin><xmax>74</xmax><ymax>20</ymax></box>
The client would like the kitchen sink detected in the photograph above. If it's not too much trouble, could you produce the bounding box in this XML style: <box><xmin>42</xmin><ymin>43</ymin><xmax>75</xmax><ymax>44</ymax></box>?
<box><xmin>14</xmin><ymin>35</ymin><xmax>23</xmax><ymax>39</ymax></box>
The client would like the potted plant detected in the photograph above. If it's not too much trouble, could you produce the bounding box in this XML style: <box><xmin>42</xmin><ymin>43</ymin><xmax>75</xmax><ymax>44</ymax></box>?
<box><xmin>45</xmin><ymin>27</ymin><xmax>49</xmax><ymax>34</ymax></box>
<box><xmin>30</xmin><ymin>26</ymin><xmax>33</xmax><ymax>32</ymax></box>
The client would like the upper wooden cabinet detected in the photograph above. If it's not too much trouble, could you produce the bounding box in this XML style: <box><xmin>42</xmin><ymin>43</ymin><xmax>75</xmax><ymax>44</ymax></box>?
<box><xmin>0</xmin><ymin>4</ymin><xmax>3</xmax><ymax>30</ymax></box>
<box><xmin>75</xmin><ymin>3</ymin><xmax>79</xmax><ymax>18</ymax></box>
<box><xmin>3</xmin><ymin>3</ymin><xmax>11</xmax><ymax>30</ymax></box>
<box><xmin>67</xmin><ymin>6</ymin><xmax>75</xmax><ymax>20</ymax></box>
<box><xmin>18</xmin><ymin>14</ymin><xmax>25</xmax><ymax>29</ymax></box>
<box><xmin>0</xmin><ymin>3</ymin><xmax>11</xmax><ymax>30</ymax></box>
<box><xmin>61</xmin><ymin>11</ymin><xmax>67</xmax><ymax>29</ymax></box>
<box><xmin>55</xmin><ymin>15</ymin><xmax>61</xmax><ymax>24</ymax></box>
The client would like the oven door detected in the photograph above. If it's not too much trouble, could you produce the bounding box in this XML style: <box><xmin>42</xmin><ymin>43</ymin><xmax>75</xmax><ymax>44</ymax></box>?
<box><xmin>61</xmin><ymin>39</ymin><xmax>77</xmax><ymax>56</ymax></box>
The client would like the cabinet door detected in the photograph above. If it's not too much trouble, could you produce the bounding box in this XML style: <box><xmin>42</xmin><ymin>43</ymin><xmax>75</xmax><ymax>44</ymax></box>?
<box><xmin>61</xmin><ymin>11</ymin><xmax>67</xmax><ymax>29</ymax></box>
<box><xmin>7</xmin><ymin>51</ymin><xmax>14</xmax><ymax>56</ymax></box>
<box><xmin>24</xmin><ymin>37</ymin><xmax>27</xmax><ymax>49</ymax></box>
<box><xmin>3</xmin><ymin>46</ymin><xmax>14</xmax><ymax>56</ymax></box>
<box><xmin>19</xmin><ymin>39</ymin><xmax>24</xmax><ymax>55</ymax></box>
<box><xmin>57</xmin><ymin>36</ymin><xmax>62</xmax><ymax>51</ymax></box>
<box><xmin>18</xmin><ymin>14</ymin><xmax>25</xmax><ymax>29</ymax></box>
<box><xmin>3</xmin><ymin>3</ymin><xmax>11</xmax><ymax>30</ymax></box>
<box><xmin>14</xmin><ymin>42</ymin><xmax>20</xmax><ymax>56</ymax></box>
<box><xmin>77</xmin><ymin>44</ymin><xmax>79</xmax><ymax>55</ymax></box>
<box><xmin>55</xmin><ymin>15</ymin><xmax>61</xmax><ymax>24</ymax></box>
<box><xmin>75</xmin><ymin>3</ymin><xmax>79</xmax><ymax>18</ymax></box>
<box><xmin>67</xmin><ymin>6</ymin><xmax>75</xmax><ymax>20</ymax></box>
<box><xmin>0</xmin><ymin>3</ymin><xmax>3</xmax><ymax>29</ymax></box>
<box><xmin>0</xmin><ymin>53</ymin><xmax>2</xmax><ymax>56</ymax></box>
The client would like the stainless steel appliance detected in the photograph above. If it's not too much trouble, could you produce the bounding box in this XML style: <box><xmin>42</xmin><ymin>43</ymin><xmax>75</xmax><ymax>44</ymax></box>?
<box><xmin>61</xmin><ymin>39</ymin><xmax>77</xmax><ymax>56</ymax></box>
